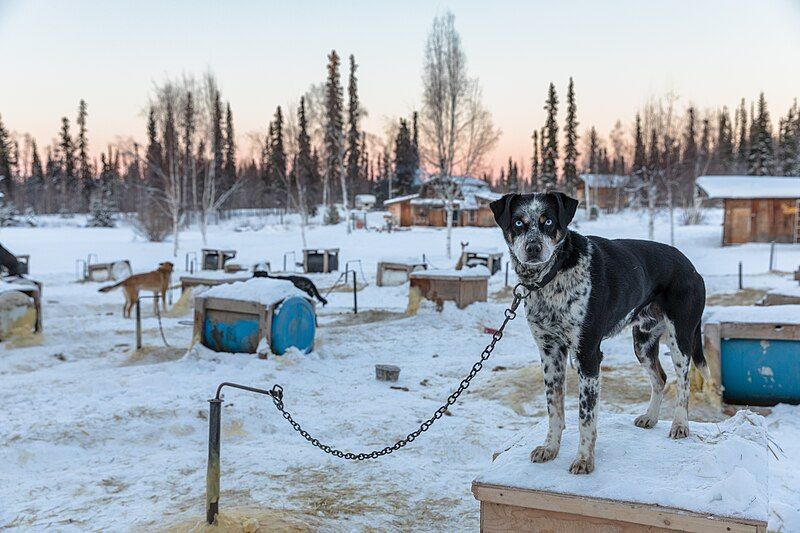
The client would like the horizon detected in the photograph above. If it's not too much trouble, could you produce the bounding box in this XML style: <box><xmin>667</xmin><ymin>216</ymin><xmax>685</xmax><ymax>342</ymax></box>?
<box><xmin>1</xmin><ymin>0</ymin><xmax>799</xmax><ymax>174</ymax></box>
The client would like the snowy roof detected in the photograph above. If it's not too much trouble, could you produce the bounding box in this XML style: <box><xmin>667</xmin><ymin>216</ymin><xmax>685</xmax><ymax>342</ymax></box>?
<box><xmin>355</xmin><ymin>194</ymin><xmax>376</xmax><ymax>202</ymax></box>
<box><xmin>696</xmin><ymin>175</ymin><xmax>800</xmax><ymax>199</ymax></box>
<box><xmin>579</xmin><ymin>174</ymin><xmax>630</xmax><ymax>188</ymax></box>
<box><xmin>704</xmin><ymin>304</ymin><xmax>800</xmax><ymax>325</ymax></box>
<box><xmin>383</xmin><ymin>193</ymin><xmax>419</xmax><ymax>206</ymax></box>
<box><xmin>410</xmin><ymin>266</ymin><xmax>491</xmax><ymax>279</ymax></box>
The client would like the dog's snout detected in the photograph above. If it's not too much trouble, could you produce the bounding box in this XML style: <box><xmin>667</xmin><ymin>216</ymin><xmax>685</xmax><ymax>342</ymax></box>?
<box><xmin>526</xmin><ymin>242</ymin><xmax>542</xmax><ymax>258</ymax></box>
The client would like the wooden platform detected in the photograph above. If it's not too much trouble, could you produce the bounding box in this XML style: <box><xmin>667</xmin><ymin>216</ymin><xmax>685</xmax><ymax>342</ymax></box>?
<box><xmin>473</xmin><ymin>412</ymin><xmax>768</xmax><ymax>533</ymax></box>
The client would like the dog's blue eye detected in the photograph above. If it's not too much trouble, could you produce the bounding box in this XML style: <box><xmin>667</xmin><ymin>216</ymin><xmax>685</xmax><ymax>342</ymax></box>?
<box><xmin>544</xmin><ymin>219</ymin><xmax>553</xmax><ymax>226</ymax></box>
<box><xmin>514</xmin><ymin>220</ymin><xmax>524</xmax><ymax>228</ymax></box>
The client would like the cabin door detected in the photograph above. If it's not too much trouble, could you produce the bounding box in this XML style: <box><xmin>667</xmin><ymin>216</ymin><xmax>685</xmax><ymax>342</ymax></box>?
<box><xmin>729</xmin><ymin>207</ymin><xmax>752</xmax><ymax>244</ymax></box>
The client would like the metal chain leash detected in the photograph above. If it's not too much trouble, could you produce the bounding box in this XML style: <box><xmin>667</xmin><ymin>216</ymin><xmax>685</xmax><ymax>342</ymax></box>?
<box><xmin>263</xmin><ymin>283</ymin><xmax>531</xmax><ymax>461</ymax></box>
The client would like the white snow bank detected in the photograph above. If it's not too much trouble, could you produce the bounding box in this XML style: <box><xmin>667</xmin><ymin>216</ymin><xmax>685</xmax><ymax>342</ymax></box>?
<box><xmin>476</xmin><ymin>410</ymin><xmax>768</xmax><ymax>523</ymax></box>
<box><xmin>201</xmin><ymin>278</ymin><xmax>307</xmax><ymax>306</ymax></box>
<box><xmin>410</xmin><ymin>266</ymin><xmax>491</xmax><ymax>278</ymax></box>
<box><xmin>705</xmin><ymin>304</ymin><xmax>800</xmax><ymax>324</ymax></box>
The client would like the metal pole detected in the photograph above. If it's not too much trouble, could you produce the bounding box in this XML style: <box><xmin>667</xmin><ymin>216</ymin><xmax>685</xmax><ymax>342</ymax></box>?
<box><xmin>352</xmin><ymin>271</ymin><xmax>358</xmax><ymax>314</ymax></box>
<box><xmin>206</xmin><ymin>398</ymin><xmax>222</xmax><ymax>525</ymax></box>
<box><xmin>505</xmin><ymin>261</ymin><xmax>509</xmax><ymax>288</ymax></box>
<box><xmin>769</xmin><ymin>241</ymin><xmax>775</xmax><ymax>272</ymax></box>
<box><xmin>738</xmin><ymin>261</ymin><xmax>743</xmax><ymax>290</ymax></box>
<box><xmin>135</xmin><ymin>299</ymin><xmax>142</xmax><ymax>350</ymax></box>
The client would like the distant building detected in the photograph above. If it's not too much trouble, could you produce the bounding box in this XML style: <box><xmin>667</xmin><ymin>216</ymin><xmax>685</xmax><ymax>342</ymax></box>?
<box><xmin>354</xmin><ymin>194</ymin><xmax>376</xmax><ymax>211</ymax></box>
<box><xmin>696</xmin><ymin>175</ymin><xmax>800</xmax><ymax>245</ymax></box>
<box><xmin>576</xmin><ymin>174</ymin><xmax>630</xmax><ymax>212</ymax></box>
<box><xmin>383</xmin><ymin>176</ymin><xmax>501</xmax><ymax>227</ymax></box>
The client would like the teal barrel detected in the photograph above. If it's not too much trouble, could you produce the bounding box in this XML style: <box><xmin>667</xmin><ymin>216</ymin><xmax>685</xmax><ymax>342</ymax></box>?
<box><xmin>721</xmin><ymin>338</ymin><xmax>800</xmax><ymax>405</ymax></box>
<box><xmin>270</xmin><ymin>296</ymin><xmax>316</xmax><ymax>355</ymax></box>
<box><xmin>203</xmin><ymin>312</ymin><xmax>260</xmax><ymax>353</ymax></box>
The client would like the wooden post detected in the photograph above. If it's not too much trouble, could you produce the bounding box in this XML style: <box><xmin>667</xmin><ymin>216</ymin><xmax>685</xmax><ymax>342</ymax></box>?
<box><xmin>769</xmin><ymin>241</ymin><xmax>775</xmax><ymax>272</ymax></box>
<box><xmin>738</xmin><ymin>261</ymin><xmax>743</xmax><ymax>290</ymax></box>
<box><xmin>352</xmin><ymin>270</ymin><xmax>358</xmax><ymax>314</ymax></box>
<box><xmin>135</xmin><ymin>299</ymin><xmax>142</xmax><ymax>350</ymax></box>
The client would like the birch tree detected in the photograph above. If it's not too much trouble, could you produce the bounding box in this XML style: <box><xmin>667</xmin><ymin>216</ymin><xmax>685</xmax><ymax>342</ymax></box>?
<box><xmin>419</xmin><ymin>11</ymin><xmax>499</xmax><ymax>258</ymax></box>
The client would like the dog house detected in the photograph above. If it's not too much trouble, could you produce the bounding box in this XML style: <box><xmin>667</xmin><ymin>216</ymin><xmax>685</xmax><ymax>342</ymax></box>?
<box><xmin>458</xmin><ymin>249</ymin><xmax>503</xmax><ymax>275</ymax></box>
<box><xmin>303</xmin><ymin>248</ymin><xmax>339</xmax><ymax>274</ymax></box>
<box><xmin>376</xmin><ymin>259</ymin><xmax>428</xmax><ymax>287</ymax></box>
<box><xmin>757</xmin><ymin>286</ymin><xmax>800</xmax><ymax>306</ymax></box>
<box><xmin>85</xmin><ymin>260</ymin><xmax>132</xmax><ymax>282</ymax></box>
<box><xmin>194</xmin><ymin>278</ymin><xmax>316</xmax><ymax>356</ymax></box>
<box><xmin>703</xmin><ymin>306</ymin><xmax>800</xmax><ymax>406</ymax></box>
<box><xmin>409</xmin><ymin>267</ymin><xmax>489</xmax><ymax>310</ymax></box>
<box><xmin>202</xmin><ymin>249</ymin><xmax>237</xmax><ymax>271</ymax></box>
<box><xmin>473</xmin><ymin>411</ymin><xmax>768</xmax><ymax>532</ymax></box>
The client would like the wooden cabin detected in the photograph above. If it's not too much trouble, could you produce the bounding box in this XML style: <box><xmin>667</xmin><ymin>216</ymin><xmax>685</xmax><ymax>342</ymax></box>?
<box><xmin>383</xmin><ymin>176</ymin><xmax>500</xmax><ymax>227</ymax></box>
<box><xmin>575</xmin><ymin>174</ymin><xmax>630</xmax><ymax>212</ymax></box>
<box><xmin>696</xmin><ymin>175</ymin><xmax>800</xmax><ymax>246</ymax></box>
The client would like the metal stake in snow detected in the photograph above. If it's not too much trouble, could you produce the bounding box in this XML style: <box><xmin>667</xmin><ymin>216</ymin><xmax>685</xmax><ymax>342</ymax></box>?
<box><xmin>204</xmin><ymin>283</ymin><xmax>531</xmax><ymax>525</ymax></box>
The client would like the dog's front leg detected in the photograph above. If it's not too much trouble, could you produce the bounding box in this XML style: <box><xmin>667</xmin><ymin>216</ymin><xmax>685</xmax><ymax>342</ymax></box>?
<box><xmin>571</xmin><ymin>347</ymin><xmax>601</xmax><ymax>474</ymax></box>
<box><xmin>531</xmin><ymin>342</ymin><xmax>566</xmax><ymax>463</ymax></box>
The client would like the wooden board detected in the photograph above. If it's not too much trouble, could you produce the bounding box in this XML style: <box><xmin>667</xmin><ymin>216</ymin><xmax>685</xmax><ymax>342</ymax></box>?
<box><xmin>474</xmin><ymin>485</ymin><xmax>765</xmax><ymax>533</ymax></box>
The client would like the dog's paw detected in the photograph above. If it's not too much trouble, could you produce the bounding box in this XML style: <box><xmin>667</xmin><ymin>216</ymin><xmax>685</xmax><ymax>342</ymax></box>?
<box><xmin>568</xmin><ymin>456</ymin><xmax>595</xmax><ymax>475</ymax></box>
<box><xmin>668</xmin><ymin>422</ymin><xmax>690</xmax><ymax>439</ymax></box>
<box><xmin>530</xmin><ymin>445</ymin><xmax>558</xmax><ymax>463</ymax></box>
<box><xmin>634</xmin><ymin>414</ymin><xmax>658</xmax><ymax>429</ymax></box>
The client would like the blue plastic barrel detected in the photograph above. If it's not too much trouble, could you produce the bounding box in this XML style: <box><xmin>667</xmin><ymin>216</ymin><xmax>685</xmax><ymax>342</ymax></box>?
<box><xmin>271</xmin><ymin>296</ymin><xmax>316</xmax><ymax>355</ymax></box>
<box><xmin>721</xmin><ymin>338</ymin><xmax>800</xmax><ymax>405</ymax></box>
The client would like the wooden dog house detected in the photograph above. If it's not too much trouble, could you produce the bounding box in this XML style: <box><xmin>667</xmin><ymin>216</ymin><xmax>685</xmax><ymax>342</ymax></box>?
<box><xmin>474</xmin><ymin>412</ymin><xmax>768</xmax><ymax>532</ymax></box>
<box><xmin>303</xmin><ymin>248</ymin><xmax>339</xmax><ymax>273</ymax></box>
<box><xmin>194</xmin><ymin>278</ymin><xmax>316</xmax><ymax>356</ymax></box>
<box><xmin>86</xmin><ymin>260</ymin><xmax>132</xmax><ymax>282</ymax></box>
<box><xmin>696</xmin><ymin>175</ymin><xmax>800</xmax><ymax>245</ymax></box>
<box><xmin>376</xmin><ymin>259</ymin><xmax>428</xmax><ymax>286</ymax></box>
<box><xmin>458</xmin><ymin>249</ymin><xmax>503</xmax><ymax>275</ymax></box>
<box><xmin>703</xmin><ymin>306</ymin><xmax>800</xmax><ymax>405</ymax></box>
<box><xmin>409</xmin><ymin>268</ymin><xmax>489</xmax><ymax>309</ymax></box>
<box><xmin>202</xmin><ymin>249</ymin><xmax>237</xmax><ymax>271</ymax></box>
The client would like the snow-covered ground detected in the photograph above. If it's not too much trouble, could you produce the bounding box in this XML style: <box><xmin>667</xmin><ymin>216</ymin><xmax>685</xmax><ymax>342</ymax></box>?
<box><xmin>1</xmin><ymin>208</ymin><xmax>798</xmax><ymax>532</ymax></box>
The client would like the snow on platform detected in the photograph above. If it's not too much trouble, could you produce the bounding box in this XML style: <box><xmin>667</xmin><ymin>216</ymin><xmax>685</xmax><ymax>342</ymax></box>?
<box><xmin>705</xmin><ymin>304</ymin><xmax>800</xmax><ymax>324</ymax></box>
<box><xmin>201</xmin><ymin>278</ymin><xmax>307</xmax><ymax>306</ymax></box>
<box><xmin>475</xmin><ymin>410</ymin><xmax>769</xmax><ymax>524</ymax></box>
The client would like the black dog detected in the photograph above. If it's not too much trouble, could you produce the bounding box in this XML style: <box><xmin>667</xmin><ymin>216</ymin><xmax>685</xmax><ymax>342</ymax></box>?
<box><xmin>253</xmin><ymin>271</ymin><xmax>328</xmax><ymax>307</ymax></box>
<box><xmin>490</xmin><ymin>192</ymin><xmax>706</xmax><ymax>474</ymax></box>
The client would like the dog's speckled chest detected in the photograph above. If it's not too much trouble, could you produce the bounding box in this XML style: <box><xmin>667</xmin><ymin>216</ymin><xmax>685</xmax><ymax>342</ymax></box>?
<box><xmin>523</xmin><ymin>249</ymin><xmax>592</xmax><ymax>351</ymax></box>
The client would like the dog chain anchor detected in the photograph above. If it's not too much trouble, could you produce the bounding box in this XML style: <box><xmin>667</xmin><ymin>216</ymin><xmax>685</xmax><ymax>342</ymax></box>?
<box><xmin>205</xmin><ymin>283</ymin><xmax>531</xmax><ymax>524</ymax></box>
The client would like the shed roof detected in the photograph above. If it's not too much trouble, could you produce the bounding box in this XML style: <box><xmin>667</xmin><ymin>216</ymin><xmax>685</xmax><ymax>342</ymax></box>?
<box><xmin>382</xmin><ymin>193</ymin><xmax>419</xmax><ymax>206</ymax></box>
<box><xmin>696</xmin><ymin>175</ymin><xmax>800</xmax><ymax>199</ymax></box>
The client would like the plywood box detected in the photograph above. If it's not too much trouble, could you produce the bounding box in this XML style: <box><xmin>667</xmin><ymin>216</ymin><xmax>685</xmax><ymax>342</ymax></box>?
<box><xmin>473</xmin><ymin>412</ymin><xmax>768</xmax><ymax>533</ymax></box>
<box><xmin>409</xmin><ymin>268</ymin><xmax>489</xmax><ymax>309</ymax></box>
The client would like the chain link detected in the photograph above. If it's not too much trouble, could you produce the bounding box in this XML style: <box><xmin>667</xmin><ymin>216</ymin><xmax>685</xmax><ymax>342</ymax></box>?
<box><xmin>265</xmin><ymin>283</ymin><xmax>531</xmax><ymax>461</ymax></box>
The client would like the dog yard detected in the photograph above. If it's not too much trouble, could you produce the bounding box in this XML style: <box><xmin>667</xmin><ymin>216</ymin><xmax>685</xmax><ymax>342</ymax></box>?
<box><xmin>1</xmin><ymin>208</ymin><xmax>799</xmax><ymax>532</ymax></box>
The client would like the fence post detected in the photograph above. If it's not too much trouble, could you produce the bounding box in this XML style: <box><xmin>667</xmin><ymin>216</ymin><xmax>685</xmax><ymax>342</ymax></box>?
<box><xmin>352</xmin><ymin>271</ymin><xmax>358</xmax><ymax>314</ymax></box>
<box><xmin>135</xmin><ymin>299</ymin><xmax>142</xmax><ymax>350</ymax></box>
<box><xmin>206</xmin><ymin>398</ymin><xmax>222</xmax><ymax>525</ymax></box>
<box><xmin>738</xmin><ymin>261</ymin><xmax>743</xmax><ymax>290</ymax></box>
<box><xmin>505</xmin><ymin>261</ymin><xmax>509</xmax><ymax>288</ymax></box>
<box><xmin>769</xmin><ymin>241</ymin><xmax>775</xmax><ymax>272</ymax></box>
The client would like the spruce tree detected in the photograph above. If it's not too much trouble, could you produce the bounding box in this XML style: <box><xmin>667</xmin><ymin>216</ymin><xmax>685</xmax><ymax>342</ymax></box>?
<box><xmin>77</xmin><ymin>99</ymin><xmax>93</xmax><ymax>210</ymax></box>
<box><xmin>735</xmin><ymin>98</ymin><xmax>748</xmax><ymax>173</ymax></box>
<box><xmin>411</xmin><ymin>111</ymin><xmax>420</xmax><ymax>174</ymax></box>
<box><xmin>541</xmin><ymin>83</ymin><xmax>559</xmax><ymax>189</ymax></box>
<box><xmin>296</xmin><ymin>97</ymin><xmax>316</xmax><ymax>216</ymax></box>
<box><xmin>58</xmin><ymin>117</ymin><xmax>74</xmax><ymax>211</ymax></box>
<box><xmin>682</xmin><ymin>106</ymin><xmax>698</xmax><ymax>195</ymax></box>
<box><xmin>345</xmin><ymin>54</ymin><xmax>361</xmax><ymax>201</ymax></box>
<box><xmin>223</xmin><ymin>102</ymin><xmax>236</xmax><ymax>184</ymax></box>
<box><xmin>324</xmin><ymin>50</ymin><xmax>345</xmax><ymax>214</ymax></box>
<box><xmin>588</xmin><ymin>127</ymin><xmax>598</xmax><ymax>174</ymax></box>
<box><xmin>563</xmin><ymin>77</ymin><xmax>579</xmax><ymax>193</ymax></box>
<box><xmin>715</xmin><ymin>107</ymin><xmax>734</xmax><ymax>173</ymax></box>
<box><xmin>394</xmin><ymin>118</ymin><xmax>415</xmax><ymax>195</ymax></box>
<box><xmin>507</xmin><ymin>157</ymin><xmax>519</xmax><ymax>192</ymax></box>
<box><xmin>749</xmin><ymin>92</ymin><xmax>775</xmax><ymax>175</ymax></box>
<box><xmin>211</xmin><ymin>91</ymin><xmax>224</xmax><ymax>186</ymax></box>
<box><xmin>266</xmin><ymin>106</ymin><xmax>286</xmax><ymax>205</ymax></box>
<box><xmin>0</xmin><ymin>115</ymin><xmax>13</xmax><ymax>196</ymax></box>
<box><xmin>182</xmin><ymin>91</ymin><xmax>195</xmax><ymax>208</ymax></box>
<box><xmin>145</xmin><ymin>108</ymin><xmax>163</xmax><ymax>189</ymax></box>
<box><xmin>698</xmin><ymin>118</ymin><xmax>711</xmax><ymax>175</ymax></box>
<box><xmin>632</xmin><ymin>113</ymin><xmax>646</xmax><ymax>178</ymax></box>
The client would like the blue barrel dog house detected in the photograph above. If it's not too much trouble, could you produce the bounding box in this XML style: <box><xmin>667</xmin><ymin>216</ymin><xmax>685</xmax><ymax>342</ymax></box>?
<box><xmin>704</xmin><ymin>306</ymin><xmax>800</xmax><ymax>406</ymax></box>
<box><xmin>194</xmin><ymin>279</ymin><xmax>316</xmax><ymax>356</ymax></box>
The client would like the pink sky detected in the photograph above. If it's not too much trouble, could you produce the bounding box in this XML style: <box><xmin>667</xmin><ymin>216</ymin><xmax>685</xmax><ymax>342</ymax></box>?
<box><xmin>1</xmin><ymin>0</ymin><xmax>798</xmax><ymax>173</ymax></box>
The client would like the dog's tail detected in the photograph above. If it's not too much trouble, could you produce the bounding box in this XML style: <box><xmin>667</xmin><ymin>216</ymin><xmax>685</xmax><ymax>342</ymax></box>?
<box><xmin>691</xmin><ymin>323</ymin><xmax>710</xmax><ymax>380</ymax></box>
<box><xmin>98</xmin><ymin>281</ymin><xmax>123</xmax><ymax>293</ymax></box>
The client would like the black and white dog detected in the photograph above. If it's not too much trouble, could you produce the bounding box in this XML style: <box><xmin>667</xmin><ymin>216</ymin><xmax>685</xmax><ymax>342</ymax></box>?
<box><xmin>490</xmin><ymin>192</ymin><xmax>707</xmax><ymax>474</ymax></box>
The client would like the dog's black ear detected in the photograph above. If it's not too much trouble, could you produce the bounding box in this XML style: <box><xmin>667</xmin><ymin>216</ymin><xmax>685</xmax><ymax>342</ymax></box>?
<box><xmin>489</xmin><ymin>194</ymin><xmax>518</xmax><ymax>230</ymax></box>
<box><xmin>551</xmin><ymin>192</ymin><xmax>579</xmax><ymax>229</ymax></box>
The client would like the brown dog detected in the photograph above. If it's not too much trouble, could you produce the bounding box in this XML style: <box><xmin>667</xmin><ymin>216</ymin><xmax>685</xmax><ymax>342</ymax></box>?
<box><xmin>99</xmin><ymin>262</ymin><xmax>174</xmax><ymax>318</ymax></box>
